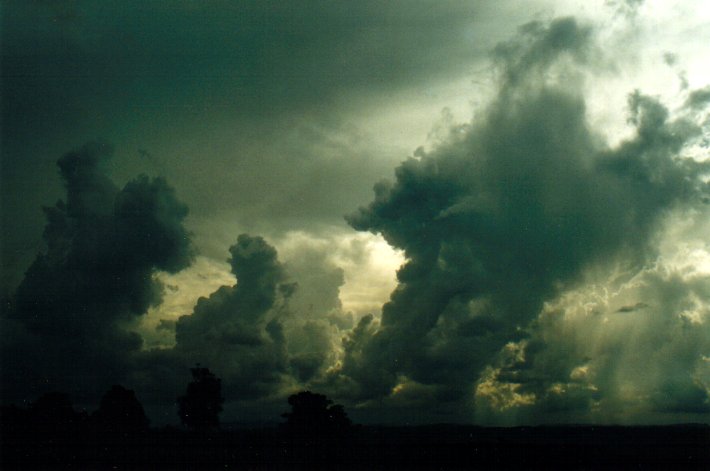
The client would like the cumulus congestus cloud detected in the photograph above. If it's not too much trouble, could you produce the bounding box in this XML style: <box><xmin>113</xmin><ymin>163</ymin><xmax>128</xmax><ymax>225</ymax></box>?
<box><xmin>130</xmin><ymin>232</ymin><xmax>350</xmax><ymax>417</ymax></box>
<box><xmin>338</xmin><ymin>17</ymin><xmax>710</xmax><ymax>421</ymax></box>
<box><xmin>172</xmin><ymin>235</ymin><xmax>294</xmax><ymax>399</ymax></box>
<box><xmin>0</xmin><ymin>142</ymin><xmax>351</xmax><ymax>414</ymax></box>
<box><xmin>1</xmin><ymin>143</ymin><xmax>193</xmax><ymax>401</ymax></box>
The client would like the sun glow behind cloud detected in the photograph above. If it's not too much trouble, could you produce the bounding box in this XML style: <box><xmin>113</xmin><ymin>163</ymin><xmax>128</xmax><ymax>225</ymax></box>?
<box><xmin>139</xmin><ymin>256</ymin><xmax>237</xmax><ymax>349</ymax></box>
<box><xmin>281</xmin><ymin>232</ymin><xmax>404</xmax><ymax>319</ymax></box>
<box><xmin>138</xmin><ymin>230</ymin><xmax>404</xmax><ymax>350</ymax></box>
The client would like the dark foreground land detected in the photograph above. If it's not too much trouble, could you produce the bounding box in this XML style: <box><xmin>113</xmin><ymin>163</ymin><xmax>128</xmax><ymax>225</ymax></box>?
<box><xmin>1</xmin><ymin>422</ymin><xmax>708</xmax><ymax>469</ymax></box>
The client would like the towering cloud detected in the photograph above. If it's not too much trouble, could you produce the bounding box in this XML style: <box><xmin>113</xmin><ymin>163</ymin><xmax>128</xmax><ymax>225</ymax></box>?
<box><xmin>336</xmin><ymin>17</ymin><xmax>710</xmax><ymax>421</ymax></box>
<box><xmin>126</xmin><ymin>232</ymin><xmax>350</xmax><ymax>415</ymax></box>
<box><xmin>0</xmin><ymin>141</ymin><xmax>352</xmax><ymax>415</ymax></box>
<box><xmin>172</xmin><ymin>235</ymin><xmax>293</xmax><ymax>399</ymax></box>
<box><xmin>2</xmin><ymin>143</ymin><xmax>193</xmax><ymax>401</ymax></box>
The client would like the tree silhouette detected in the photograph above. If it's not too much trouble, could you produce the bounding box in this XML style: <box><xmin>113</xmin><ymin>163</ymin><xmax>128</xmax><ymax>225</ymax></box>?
<box><xmin>282</xmin><ymin>391</ymin><xmax>351</xmax><ymax>436</ymax></box>
<box><xmin>92</xmin><ymin>385</ymin><xmax>149</xmax><ymax>435</ymax></box>
<box><xmin>177</xmin><ymin>366</ymin><xmax>224</xmax><ymax>432</ymax></box>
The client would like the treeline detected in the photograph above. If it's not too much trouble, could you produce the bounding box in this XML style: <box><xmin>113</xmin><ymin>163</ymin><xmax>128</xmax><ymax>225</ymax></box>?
<box><xmin>0</xmin><ymin>366</ymin><xmax>357</xmax><ymax>468</ymax></box>
<box><xmin>1</xmin><ymin>368</ymin><xmax>709</xmax><ymax>469</ymax></box>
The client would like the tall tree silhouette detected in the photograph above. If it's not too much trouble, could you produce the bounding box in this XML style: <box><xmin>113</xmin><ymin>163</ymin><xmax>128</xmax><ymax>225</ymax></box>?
<box><xmin>177</xmin><ymin>366</ymin><xmax>224</xmax><ymax>432</ymax></box>
<box><xmin>92</xmin><ymin>385</ymin><xmax>149</xmax><ymax>435</ymax></box>
<box><xmin>282</xmin><ymin>391</ymin><xmax>351</xmax><ymax>436</ymax></box>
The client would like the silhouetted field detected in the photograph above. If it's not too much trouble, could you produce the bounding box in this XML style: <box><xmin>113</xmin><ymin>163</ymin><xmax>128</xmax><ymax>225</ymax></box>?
<box><xmin>1</xmin><ymin>418</ymin><xmax>708</xmax><ymax>469</ymax></box>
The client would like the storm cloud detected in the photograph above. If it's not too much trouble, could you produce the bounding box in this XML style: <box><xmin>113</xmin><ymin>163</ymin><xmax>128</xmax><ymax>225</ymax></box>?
<box><xmin>122</xmin><ymin>231</ymin><xmax>352</xmax><ymax>423</ymax></box>
<box><xmin>334</xmin><ymin>17</ymin><xmax>710</xmax><ymax>421</ymax></box>
<box><xmin>1</xmin><ymin>143</ymin><xmax>193</xmax><ymax>402</ymax></box>
<box><xmin>2</xmin><ymin>2</ymin><xmax>709</xmax><ymax>426</ymax></box>
<box><xmin>172</xmin><ymin>234</ymin><xmax>293</xmax><ymax>399</ymax></box>
<box><xmin>0</xmin><ymin>1</ymin><xmax>537</xmax><ymax>295</ymax></box>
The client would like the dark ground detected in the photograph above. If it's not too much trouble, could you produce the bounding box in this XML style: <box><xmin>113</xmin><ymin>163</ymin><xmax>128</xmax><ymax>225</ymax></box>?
<box><xmin>1</xmin><ymin>420</ymin><xmax>708</xmax><ymax>470</ymax></box>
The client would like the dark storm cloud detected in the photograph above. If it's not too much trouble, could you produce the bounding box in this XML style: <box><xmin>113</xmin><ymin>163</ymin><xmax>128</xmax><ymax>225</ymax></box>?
<box><xmin>174</xmin><ymin>234</ymin><xmax>290</xmax><ymax>356</ymax></box>
<box><xmin>652</xmin><ymin>380</ymin><xmax>710</xmax><ymax>414</ymax></box>
<box><xmin>2</xmin><ymin>1</ymin><xmax>485</xmax><ymax>112</ymax></box>
<box><xmin>0</xmin><ymin>0</ymin><xmax>490</xmax><ymax>162</ymax></box>
<box><xmin>1</xmin><ymin>1</ymin><xmax>494</xmax><ymax>292</ymax></box>
<box><xmin>324</xmin><ymin>314</ymin><xmax>385</xmax><ymax>400</ymax></box>
<box><xmin>127</xmin><ymin>233</ymin><xmax>350</xmax><ymax>418</ymax></box>
<box><xmin>1</xmin><ymin>142</ymin><xmax>193</xmax><ymax>402</ymax></box>
<box><xmin>337</xmin><ymin>16</ymin><xmax>710</xmax><ymax>418</ymax></box>
<box><xmin>3</xmin><ymin>2</ymin><xmax>708</xmax><ymax>426</ymax></box>
<box><xmin>616</xmin><ymin>302</ymin><xmax>649</xmax><ymax>313</ymax></box>
<box><xmin>686</xmin><ymin>86</ymin><xmax>710</xmax><ymax>110</ymax></box>
<box><xmin>0</xmin><ymin>142</ymin><xmax>351</xmax><ymax>414</ymax></box>
<box><xmin>143</xmin><ymin>234</ymin><xmax>345</xmax><ymax>402</ymax></box>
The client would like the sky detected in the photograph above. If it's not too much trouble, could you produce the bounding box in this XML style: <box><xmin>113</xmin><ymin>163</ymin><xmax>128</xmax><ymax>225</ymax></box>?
<box><xmin>2</xmin><ymin>0</ymin><xmax>710</xmax><ymax>426</ymax></box>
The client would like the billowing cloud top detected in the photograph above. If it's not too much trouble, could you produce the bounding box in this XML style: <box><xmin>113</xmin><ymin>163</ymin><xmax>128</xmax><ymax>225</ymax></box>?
<box><xmin>3</xmin><ymin>143</ymin><xmax>193</xmax><ymax>399</ymax></box>
<box><xmin>337</xmin><ymin>17</ymin><xmax>710</xmax><ymax>422</ymax></box>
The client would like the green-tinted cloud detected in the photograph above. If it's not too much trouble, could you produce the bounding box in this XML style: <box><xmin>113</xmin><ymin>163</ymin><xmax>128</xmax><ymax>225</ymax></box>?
<box><xmin>339</xmin><ymin>17</ymin><xmax>710</xmax><ymax>422</ymax></box>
